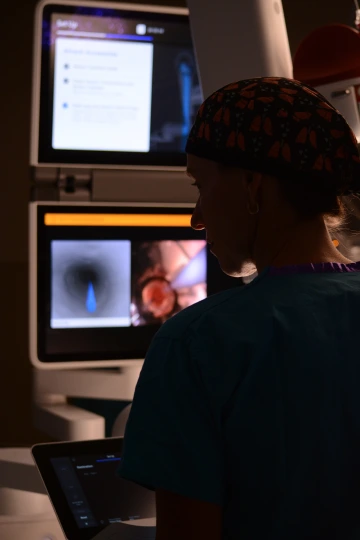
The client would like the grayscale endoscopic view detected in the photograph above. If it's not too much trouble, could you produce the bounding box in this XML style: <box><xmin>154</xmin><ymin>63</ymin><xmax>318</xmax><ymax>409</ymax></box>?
<box><xmin>51</xmin><ymin>240</ymin><xmax>131</xmax><ymax>328</ymax></box>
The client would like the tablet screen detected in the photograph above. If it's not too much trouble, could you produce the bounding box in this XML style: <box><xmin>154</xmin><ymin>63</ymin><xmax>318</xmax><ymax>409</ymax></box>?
<box><xmin>32</xmin><ymin>439</ymin><xmax>155</xmax><ymax>540</ymax></box>
<box><xmin>51</xmin><ymin>452</ymin><xmax>153</xmax><ymax>528</ymax></box>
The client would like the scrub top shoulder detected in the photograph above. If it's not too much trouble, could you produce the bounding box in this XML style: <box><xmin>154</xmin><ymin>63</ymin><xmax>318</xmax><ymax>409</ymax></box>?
<box><xmin>119</xmin><ymin>263</ymin><xmax>360</xmax><ymax>540</ymax></box>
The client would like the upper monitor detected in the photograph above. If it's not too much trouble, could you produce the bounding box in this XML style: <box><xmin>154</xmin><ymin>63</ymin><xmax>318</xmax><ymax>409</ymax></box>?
<box><xmin>31</xmin><ymin>0</ymin><xmax>202</xmax><ymax>167</ymax></box>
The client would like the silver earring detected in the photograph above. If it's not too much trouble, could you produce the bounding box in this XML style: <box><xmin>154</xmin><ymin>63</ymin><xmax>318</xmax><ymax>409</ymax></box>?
<box><xmin>247</xmin><ymin>202</ymin><xmax>259</xmax><ymax>215</ymax></box>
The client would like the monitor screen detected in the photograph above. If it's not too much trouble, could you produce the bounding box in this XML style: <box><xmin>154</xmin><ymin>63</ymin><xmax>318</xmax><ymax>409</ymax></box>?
<box><xmin>35</xmin><ymin>3</ymin><xmax>202</xmax><ymax>166</ymax></box>
<box><xmin>50</xmin><ymin>238</ymin><xmax>206</xmax><ymax>329</ymax></box>
<box><xmin>34</xmin><ymin>204</ymin><xmax>241</xmax><ymax>364</ymax></box>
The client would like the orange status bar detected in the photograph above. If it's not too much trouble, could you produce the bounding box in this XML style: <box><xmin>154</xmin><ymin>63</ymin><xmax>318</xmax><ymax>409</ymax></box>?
<box><xmin>44</xmin><ymin>213</ymin><xmax>192</xmax><ymax>227</ymax></box>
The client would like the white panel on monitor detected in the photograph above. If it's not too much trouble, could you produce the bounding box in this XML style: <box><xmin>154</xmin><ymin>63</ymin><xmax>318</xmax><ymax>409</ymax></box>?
<box><xmin>315</xmin><ymin>77</ymin><xmax>360</xmax><ymax>143</ymax></box>
<box><xmin>30</xmin><ymin>0</ymin><xmax>202</xmax><ymax>170</ymax></box>
<box><xmin>187</xmin><ymin>0</ymin><xmax>293</xmax><ymax>98</ymax></box>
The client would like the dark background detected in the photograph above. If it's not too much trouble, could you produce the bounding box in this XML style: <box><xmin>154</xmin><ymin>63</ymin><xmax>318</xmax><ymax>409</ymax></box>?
<box><xmin>0</xmin><ymin>0</ymin><xmax>356</xmax><ymax>446</ymax></box>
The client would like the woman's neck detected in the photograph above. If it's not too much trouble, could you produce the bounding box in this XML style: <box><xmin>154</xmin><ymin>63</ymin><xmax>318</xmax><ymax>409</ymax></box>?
<box><xmin>253</xmin><ymin>216</ymin><xmax>353</xmax><ymax>273</ymax></box>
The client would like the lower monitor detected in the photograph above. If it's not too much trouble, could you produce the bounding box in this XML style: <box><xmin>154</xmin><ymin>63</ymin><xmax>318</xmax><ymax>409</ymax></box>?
<box><xmin>30</xmin><ymin>202</ymin><xmax>242</xmax><ymax>367</ymax></box>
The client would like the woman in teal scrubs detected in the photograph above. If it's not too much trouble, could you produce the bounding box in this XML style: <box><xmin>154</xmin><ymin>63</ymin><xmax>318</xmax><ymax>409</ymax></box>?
<box><xmin>119</xmin><ymin>77</ymin><xmax>360</xmax><ymax>540</ymax></box>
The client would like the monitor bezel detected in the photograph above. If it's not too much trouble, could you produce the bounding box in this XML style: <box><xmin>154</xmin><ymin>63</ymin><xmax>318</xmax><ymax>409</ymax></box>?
<box><xmin>30</xmin><ymin>0</ymin><xmax>196</xmax><ymax>169</ymax></box>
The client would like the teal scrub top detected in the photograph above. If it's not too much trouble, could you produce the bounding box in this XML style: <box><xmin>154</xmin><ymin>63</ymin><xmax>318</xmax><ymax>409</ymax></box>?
<box><xmin>118</xmin><ymin>263</ymin><xmax>360</xmax><ymax>539</ymax></box>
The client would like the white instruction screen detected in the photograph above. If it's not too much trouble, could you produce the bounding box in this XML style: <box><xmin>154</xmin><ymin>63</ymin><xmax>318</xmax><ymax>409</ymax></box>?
<box><xmin>52</xmin><ymin>37</ymin><xmax>153</xmax><ymax>152</ymax></box>
<box><xmin>39</xmin><ymin>10</ymin><xmax>202</xmax><ymax>161</ymax></box>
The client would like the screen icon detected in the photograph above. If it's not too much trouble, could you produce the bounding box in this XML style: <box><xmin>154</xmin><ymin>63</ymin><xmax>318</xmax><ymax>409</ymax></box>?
<box><xmin>136</xmin><ymin>24</ymin><xmax>147</xmax><ymax>35</ymax></box>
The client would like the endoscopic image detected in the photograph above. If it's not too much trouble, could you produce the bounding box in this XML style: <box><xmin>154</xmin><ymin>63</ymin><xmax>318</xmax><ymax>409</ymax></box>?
<box><xmin>131</xmin><ymin>240</ymin><xmax>207</xmax><ymax>326</ymax></box>
<box><xmin>51</xmin><ymin>240</ymin><xmax>131</xmax><ymax>328</ymax></box>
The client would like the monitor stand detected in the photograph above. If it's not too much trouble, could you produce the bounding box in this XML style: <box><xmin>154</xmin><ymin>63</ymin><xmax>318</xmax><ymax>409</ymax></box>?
<box><xmin>33</xmin><ymin>366</ymin><xmax>141</xmax><ymax>441</ymax></box>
